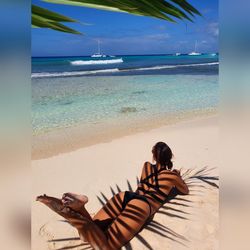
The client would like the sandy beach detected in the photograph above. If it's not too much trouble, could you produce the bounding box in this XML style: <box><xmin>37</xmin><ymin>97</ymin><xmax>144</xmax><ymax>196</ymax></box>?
<box><xmin>32</xmin><ymin>109</ymin><xmax>217</xmax><ymax>160</ymax></box>
<box><xmin>32</xmin><ymin>115</ymin><xmax>219</xmax><ymax>250</ymax></box>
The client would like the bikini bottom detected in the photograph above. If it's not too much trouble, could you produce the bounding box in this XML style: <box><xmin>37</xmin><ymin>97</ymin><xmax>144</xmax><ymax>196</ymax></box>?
<box><xmin>94</xmin><ymin>191</ymin><xmax>153</xmax><ymax>232</ymax></box>
<box><xmin>122</xmin><ymin>191</ymin><xmax>152</xmax><ymax>216</ymax></box>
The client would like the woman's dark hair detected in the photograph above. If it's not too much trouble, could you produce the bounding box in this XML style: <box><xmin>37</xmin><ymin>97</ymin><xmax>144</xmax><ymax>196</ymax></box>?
<box><xmin>152</xmin><ymin>142</ymin><xmax>173</xmax><ymax>169</ymax></box>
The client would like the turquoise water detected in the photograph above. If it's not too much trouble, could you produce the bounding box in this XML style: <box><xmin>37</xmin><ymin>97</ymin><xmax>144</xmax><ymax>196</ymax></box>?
<box><xmin>32</xmin><ymin>74</ymin><xmax>218</xmax><ymax>134</ymax></box>
<box><xmin>32</xmin><ymin>54</ymin><xmax>218</xmax><ymax>134</ymax></box>
<box><xmin>32</xmin><ymin>54</ymin><xmax>218</xmax><ymax>77</ymax></box>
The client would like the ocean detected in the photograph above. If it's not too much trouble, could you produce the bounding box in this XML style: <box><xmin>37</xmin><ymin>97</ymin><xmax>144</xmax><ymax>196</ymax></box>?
<box><xmin>32</xmin><ymin>54</ymin><xmax>218</xmax><ymax>135</ymax></box>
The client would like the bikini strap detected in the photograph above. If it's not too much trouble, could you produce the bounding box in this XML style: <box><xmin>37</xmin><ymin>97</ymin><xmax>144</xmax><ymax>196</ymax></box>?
<box><xmin>141</xmin><ymin>164</ymin><xmax>161</xmax><ymax>188</ymax></box>
<box><xmin>153</xmin><ymin>164</ymin><xmax>159</xmax><ymax>190</ymax></box>
<box><xmin>140</xmin><ymin>164</ymin><xmax>156</xmax><ymax>184</ymax></box>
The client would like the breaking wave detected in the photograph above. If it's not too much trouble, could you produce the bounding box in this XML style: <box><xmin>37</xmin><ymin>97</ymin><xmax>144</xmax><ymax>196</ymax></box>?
<box><xmin>32</xmin><ymin>68</ymin><xmax>120</xmax><ymax>78</ymax></box>
<box><xmin>130</xmin><ymin>62</ymin><xmax>219</xmax><ymax>71</ymax></box>
<box><xmin>32</xmin><ymin>62</ymin><xmax>218</xmax><ymax>78</ymax></box>
<box><xmin>70</xmin><ymin>58</ymin><xmax>123</xmax><ymax>65</ymax></box>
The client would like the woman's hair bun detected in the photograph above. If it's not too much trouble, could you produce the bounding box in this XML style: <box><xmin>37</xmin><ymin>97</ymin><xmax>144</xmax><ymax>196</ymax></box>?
<box><xmin>153</xmin><ymin>142</ymin><xmax>173</xmax><ymax>169</ymax></box>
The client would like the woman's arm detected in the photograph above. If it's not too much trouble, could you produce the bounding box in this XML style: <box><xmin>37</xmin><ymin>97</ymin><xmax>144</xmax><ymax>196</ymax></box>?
<box><xmin>135</xmin><ymin>162</ymin><xmax>153</xmax><ymax>193</ymax></box>
<box><xmin>173</xmin><ymin>170</ymin><xmax>189</xmax><ymax>195</ymax></box>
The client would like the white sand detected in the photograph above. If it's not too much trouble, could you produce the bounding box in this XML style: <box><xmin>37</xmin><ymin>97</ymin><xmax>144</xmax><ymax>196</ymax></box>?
<box><xmin>32</xmin><ymin>115</ymin><xmax>219</xmax><ymax>250</ymax></box>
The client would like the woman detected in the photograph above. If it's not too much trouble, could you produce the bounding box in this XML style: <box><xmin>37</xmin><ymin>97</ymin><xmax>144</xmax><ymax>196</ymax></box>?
<box><xmin>37</xmin><ymin>142</ymin><xmax>189</xmax><ymax>250</ymax></box>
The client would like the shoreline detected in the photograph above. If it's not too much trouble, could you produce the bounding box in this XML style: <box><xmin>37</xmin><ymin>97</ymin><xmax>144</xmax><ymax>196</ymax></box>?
<box><xmin>32</xmin><ymin>108</ymin><xmax>217</xmax><ymax>160</ymax></box>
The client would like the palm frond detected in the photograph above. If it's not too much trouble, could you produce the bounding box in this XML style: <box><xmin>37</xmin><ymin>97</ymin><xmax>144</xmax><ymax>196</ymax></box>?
<box><xmin>43</xmin><ymin>0</ymin><xmax>200</xmax><ymax>21</ymax></box>
<box><xmin>32</xmin><ymin>4</ymin><xmax>81</xmax><ymax>34</ymax></box>
<box><xmin>33</xmin><ymin>0</ymin><xmax>201</xmax><ymax>34</ymax></box>
<box><xmin>170</xmin><ymin>0</ymin><xmax>201</xmax><ymax>16</ymax></box>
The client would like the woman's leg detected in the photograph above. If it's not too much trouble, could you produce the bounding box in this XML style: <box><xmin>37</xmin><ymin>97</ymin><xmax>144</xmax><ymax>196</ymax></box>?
<box><xmin>74</xmin><ymin>191</ymin><xmax>151</xmax><ymax>248</ymax></box>
<box><xmin>68</xmin><ymin>195</ymin><xmax>151</xmax><ymax>249</ymax></box>
<box><xmin>61</xmin><ymin>192</ymin><xmax>125</xmax><ymax>231</ymax></box>
<box><xmin>37</xmin><ymin>193</ymin><xmax>150</xmax><ymax>250</ymax></box>
<box><xmin>37</xmin><ymin>194</ymin><xmax>110</xmax><ymax>250</ymax></box>
<box><xmin>93</xmin><ymin>192</ymin><xmax>125</xmax><ymax>230</ymax></box>
<box><xmin>105</xmin><ymin>198</ymin><xmax>151</xmax><ymax>249</ymax></box>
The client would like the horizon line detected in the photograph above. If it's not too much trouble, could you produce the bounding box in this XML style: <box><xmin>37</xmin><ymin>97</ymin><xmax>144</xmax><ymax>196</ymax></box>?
<box><xmin>32</xmin><ymin>52</ymin><xmax>219</xmax><ymax>58</ymax></box>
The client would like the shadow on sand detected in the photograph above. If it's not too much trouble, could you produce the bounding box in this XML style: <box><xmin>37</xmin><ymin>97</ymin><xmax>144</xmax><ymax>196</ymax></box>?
<box><xmin>48</xmin><ymin>166</ymin><xmax>218</xmax><ymax>250</ymax></box>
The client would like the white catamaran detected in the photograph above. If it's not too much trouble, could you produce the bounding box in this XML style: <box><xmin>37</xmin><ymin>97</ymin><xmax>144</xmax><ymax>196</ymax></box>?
<box><xmin>188</xmin><ymin>41</ymin><xmax>201</xmax><ymax>56</ymax></box>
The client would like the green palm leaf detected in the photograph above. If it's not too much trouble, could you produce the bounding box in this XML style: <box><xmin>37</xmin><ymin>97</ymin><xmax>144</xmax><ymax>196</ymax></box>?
<box><xmin>42</xmin><ymin>0</ymin><xmax>200</xmax><ymax>20</ymax></box>
<box><xmin>32</xmin><ymin>0</ymin><xmax>201</xmax><ymax>34</ymax></box>
<box><xmin>170</xmin><ymin>0</ymin><xmax>201</xmax><ymax>16</ymax></box>
<box><xmin>32</xmin><ymin>5</ymin><xmax>77</xmax><ymax>22</ymax></box>
<box><xmin>32</xmin><ymin>4</ymin><xmax>81</xmax><ymax>34</ymax></box>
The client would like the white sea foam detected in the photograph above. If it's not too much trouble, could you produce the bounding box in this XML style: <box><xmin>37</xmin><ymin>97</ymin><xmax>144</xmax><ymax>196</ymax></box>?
<box><xmin>32</xmin><ymin>62</ymin><xmax>218</xmax><ymax>78</ymax></box>
<box><xmin>32</xmin><ymin>68</ymin><xmax>120</xmax><ymax>78</ymax></box>
<box><xmin>70</xmin><ymin>58</ymin><xmax>123</xmax><ymax>65</ymax></box>
<box><xmin>130</xmin><ymin>62</ymin><xmax>219</xmax><ymax>71</ymax></box>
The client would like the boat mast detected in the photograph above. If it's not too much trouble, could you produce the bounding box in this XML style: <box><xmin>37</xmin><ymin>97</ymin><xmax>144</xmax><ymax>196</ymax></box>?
<box><xmin>98</xmin><ymin>40</ymin><xmax>101</xmax><ymax>54</ymax></box>
<box><xmin>195</xmin><ymin>40</ymin><xmax>198</xmax><ymax>52</ymax></box>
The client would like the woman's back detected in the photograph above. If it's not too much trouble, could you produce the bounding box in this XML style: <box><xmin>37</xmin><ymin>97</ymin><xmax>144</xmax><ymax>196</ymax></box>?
<box><xmin>136</xmin><ymin>162</ymin><xmax>189</xmax><ymax>214</ymax></box>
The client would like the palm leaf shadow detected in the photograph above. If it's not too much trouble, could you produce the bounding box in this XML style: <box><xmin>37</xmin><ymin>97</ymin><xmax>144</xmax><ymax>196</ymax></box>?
<box><xmin>96</xmin><ymin>166</ymin><xmax>218</xmax><ymax>249</ymax></box>
<box><xmin>183</xmin><ymin>166</ymin><xmax>219</xmax><ymax>189</ymax></box>
<box><xmin>48</xmin><ymin>237</ymin><xmax>80</xmax><ymax>243</ymax></box>
<box><xmin>56</xmin><ymin>243</ymin><xmax>88</xmax><ymax>250</ymax></box>
<box><xmin>48</xmin><ymin>237</ymin><xmax>93</xmax><ymax>250</ymax></box>
<box><xmin>97</xmin><ymin>177</ymin><xmax>189</xmax><ymax>249</ymax></box>
<box><xmin>80</xmin><ymin>247</ymin><xmax>93</xmax><ymax>250</ymax></box>
<box><xmin>49</xmin><ymin>167</ymin><xmax>218</xmax><ymax>250</ymax></box>
<box><xmin>124</xmin><ymin>241</ymin><xmax>133</xmax><ymax>250</ymax></box>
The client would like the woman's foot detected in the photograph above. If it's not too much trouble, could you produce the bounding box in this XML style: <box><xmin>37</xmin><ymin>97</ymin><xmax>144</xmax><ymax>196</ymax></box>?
<box><xmin>36</xmin><ymin>194</ymin><xmax>67</xmax><ymax>214</ymax></box>
<box><xmin>62</xmin><ymin>193</ymin><xmax>88</xmax><ymax>211</ymax></box>
<box><xmin>36</xmin><ymin>194</ymin><xmax>89</xmax><ymax>225</ymax></box>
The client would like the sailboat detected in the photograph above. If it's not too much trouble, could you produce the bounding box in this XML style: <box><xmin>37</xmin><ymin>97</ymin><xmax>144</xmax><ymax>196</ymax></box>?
<box><xmin>188</xmin><ymin>41</ymin><xmax>201</xmax><ymax>56</ymax></box>
<box><xmin>91</xmin><ymin>40</ymin><xmax>107</xmax><ymax>58</ymax></box>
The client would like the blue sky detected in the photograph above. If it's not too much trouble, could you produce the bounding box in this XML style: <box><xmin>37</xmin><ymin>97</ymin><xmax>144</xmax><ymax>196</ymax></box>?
<box><xmin>32</xmin><ymin>0</ymin><xmax>218</xmax><ymax>57</ymax></box>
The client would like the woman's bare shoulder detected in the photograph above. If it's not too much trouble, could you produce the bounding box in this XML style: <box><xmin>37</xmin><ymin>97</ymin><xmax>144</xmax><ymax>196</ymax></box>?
<box><xmin>161</xmin><ymin>169</ymin><xmax>176</xmax><ymax>175</ymax></box>
<box><xmin>160</xmin><ymin>169</ymin><xmax>180</xmax><ymax>178</ymax></box>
